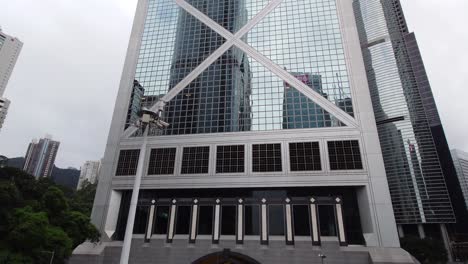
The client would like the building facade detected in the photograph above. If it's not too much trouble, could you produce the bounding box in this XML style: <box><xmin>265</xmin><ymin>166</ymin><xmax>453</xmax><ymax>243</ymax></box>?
<box><xmin>0</xmin><ymin>97</ymin><xmax>9</xmax><ymax>131</ymax></box>
<box><xmin>72</xmin><ymin>0</ymin><xmax>417</xmax><ymax>263</ymax></box>
<box><xmin>353</xmin><ymin>0</ymin><xmax>467</xmax><ymax>244</ymax></box>
<box><xmin>451</xmin><ymin>150</ymin><xmax>468</xmax><ymax>211</ymax></box>
<box><xmin>77</xmin><ymin>160</ymin><xmax>101</xmax><ymax>190</ymax></box>
<box><xmin>23</xmin><ymin>137</ymin><xmax>60</xmax><ymax>179</ymax></box>
<box><xmin>0</xmin><ymin>28</ymin><xmax>23</xmax><ymax>131</ymax></box>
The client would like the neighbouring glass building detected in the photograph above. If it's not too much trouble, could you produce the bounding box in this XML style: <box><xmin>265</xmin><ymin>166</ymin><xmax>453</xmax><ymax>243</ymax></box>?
<box><xmin>71</xmin><ymin>0</ymin><xmax>419</xmax><ymax>263</ymax></box>
<box><xmin>353</xmin><ymin>0</ymin><xmax>467</xmax><ymax>249</ymax></box>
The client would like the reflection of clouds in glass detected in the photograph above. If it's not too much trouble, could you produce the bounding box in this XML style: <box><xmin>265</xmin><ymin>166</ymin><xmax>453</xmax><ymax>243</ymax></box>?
<box><xmin>136</xmin><ymin>0</ymin><xmax>350</xmax><ymax>135</ymax></box>
<box><xmin>247</xmin><ymin>0</ymin><xmax>352</xmax><ymax>102</ymax></box>
<box><xmin>245</xmin><ymin>0</ymin><xmax>353</xmax><ymax>127</ymax></box>
<box><xmin>135</xmin><ymin>0</ymin><xmax>180</xmax><ymax>97</ymax></box>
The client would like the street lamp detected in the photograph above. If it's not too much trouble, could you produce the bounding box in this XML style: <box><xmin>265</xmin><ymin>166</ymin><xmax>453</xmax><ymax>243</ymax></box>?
<box><xmin>120</xmin><ymin>108</ymin><xmax>168</xmax><ymax>264</ymax></box>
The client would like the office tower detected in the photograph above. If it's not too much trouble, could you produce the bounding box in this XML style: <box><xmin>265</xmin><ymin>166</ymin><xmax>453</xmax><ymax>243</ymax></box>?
<box><xmin>125</xmin><ymin>80</ymin><xmax>145</xmax><ymax>129</ymax></box>
<box><xmin>72</xmin><ymin>0</ymin><xmax>416</xmax><ymax>263</ymax></box>
<box><xmin>77</xmin><ymin>160</ymin><xmax>101</xmax><ymax>190</ymax></box>
<box><xmin>23</xmin><ymin>137</ymin><xmax>60</xmax><ymax>179</ymax></box>
<box><xmin>0</xmin><ymin>28</ymin><xmax>23</xmax><ymax>131</ymax></box>
<box><xmin>353</xmin><ymin>0</ymin><xmax>467</xmax><ymax>246</ymax></box>
<box><xmin>451</xmin><ymin>150</ymin><xmax>468</xmax><ymax>210</ymax></box>
<box><xmin>0</xmin><ymin>97</ymin><xmax>9</xmax><ymax>130</ymax></box>
<box><xmin>283</xmin><ymin>73</ymin><xmax>331</xmax><ymax>129</ymax></box>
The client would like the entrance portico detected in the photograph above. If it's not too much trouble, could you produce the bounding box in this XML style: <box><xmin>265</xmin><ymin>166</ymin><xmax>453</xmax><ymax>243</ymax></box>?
<box><xmin>113</xmin><ymin>187</ymin><xmax>362</xmax><ymax>247</ymax></box>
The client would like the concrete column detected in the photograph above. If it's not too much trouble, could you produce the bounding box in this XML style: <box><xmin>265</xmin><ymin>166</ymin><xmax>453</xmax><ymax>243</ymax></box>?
<box><xmin>285</xmin><ymin>199</ymin><xmax>294</xmax><ymax>245</ymax></box>
<box><xmin>417</xmin><ymin>224</ymin><xmax>426</xmax><ymax>239</ymax></box>
<box><xmin>189</xmin><ymin>199</ymin><xmax>199</xmax><ymax>243</ymax></box>
<box><xmin>261</xmin><ymin>199</ymin><xmax>268</xmax><ymax>245</ymax></box>
<box><xmin>237</xmin><ymin>199</ymin><xmax>244</xmax><ymax>244</ymax></box>
<box><xmin>335</xmin><ymin>197</ymin><xmax>347</xmax><ymax>246</ymax></box>
<box><xmin>440</xmin><ymin>224</ymin><xmax>453</xmax><ymax>262</ymax></box>
<box><xmin>397</xmin><ymin>225</ymin><xmax>405</xmax><ymax>238</ymax></box>
<box><xmin>167</xmin><ymin>200</ymin><xmax>177</xmax><ymax>243</ymax></box>
<box><xmin>104</xmin><ymin>190</ymin><xmax>122</xmax><ymax>239</ymax></box>
<box><xmin>213</xmin><ymin>199</ymin><xmax>221</xmax><ymax>244</ymax></box>
<box><xmin>309</xmin><ymin>198</ymin><xmax>320</xmax><ymax>246</ymax></box>
<box><xmin>145</xmin><ymin>200</ymin><xmax>156</xmax><ymax>242</ymax></box>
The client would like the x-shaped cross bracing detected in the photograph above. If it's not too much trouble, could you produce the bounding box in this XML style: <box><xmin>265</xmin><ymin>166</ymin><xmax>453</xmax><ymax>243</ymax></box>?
<box><xmin>123</xmin><ymin>0</ymin><xmax>358</xmax><ymax>138</ymax></box>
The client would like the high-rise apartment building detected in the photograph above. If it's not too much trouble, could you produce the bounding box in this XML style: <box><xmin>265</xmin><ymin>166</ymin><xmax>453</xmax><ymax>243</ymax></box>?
<box><xmin>77</xmin><ymin>160</ymin><xmax>101</xmax><ymax>190</ymax></box>
<box><xmin>353</xmin><ymin>0</ymin><xmax>467</xmax><ymax>244</ymax></box>
<box><xmin>0</xmin><ymin>97</ymin><xmax>9</xmax><ymax>130</ymax></box>
<box><xmin>451</xmin><ymin>150</ymin><xmax>468</xmax><ymax>211</ymax></box>
<box><xmin>23</xmin><ymin>137</ymin><xmax>60</xmax><ymax>179</ymax></box>
<box><xmin>72</xmin><ymin>0</ymin><xmax>417</xmax><ymax>263</ymax></box>
<box><xmin>0</xmin><ymin>28</ymin><xmax>23</xmax><ymax>131</ymax></box>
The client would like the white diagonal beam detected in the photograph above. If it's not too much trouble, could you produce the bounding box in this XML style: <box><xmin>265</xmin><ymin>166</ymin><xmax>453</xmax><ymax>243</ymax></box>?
<box><xmin>123</xmin><ymin>0</ymin><xmax>283</xmax><ymax>138</ymax></box>
<box><xmin>150</xmin><ymin>0</ymin><xmax>283</xmax><ymax>112</ymax></box>
<box><xmin>174</xmin><ymin>0</ymin><xmax>357</xmax><ymax>127</ymax></box>
<box><xmin>234</xmin><ymin>39</ymin><xmax>358</xmax><ymax>127</ymax></box>
<box><xmin>123</xmin><ymin>0</ymin><xmax>358</xmax><ymax>138</ymax></box>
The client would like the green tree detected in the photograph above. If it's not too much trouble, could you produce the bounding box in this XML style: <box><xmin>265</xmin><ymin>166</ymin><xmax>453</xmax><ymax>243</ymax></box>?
<box><xmin>0</xmin><ymin>168</ymin><xmax>101</xmax><ymax>263</ymax></box>
<box><xmin>401</xmin><ymin>236</ymin><xmax>448</xmax><ymax>264</ymax></box>
<box><xmin>58</xmin><ymin>211</ymin><xmax>100</xmax><ymax>248</ymax></box>
<box><xmin>69</xmin><ymin>180</ymin><xmax>97</xmax><ymax>216</ymax></box>
<box><xmin>41</xmin><ymin>186</ymin><xmax>69</xmax><ymax>219</ymax></box>
<box><xmin>40</xmin><ymin>226</ymin><xmax>73</xmax><ymax>264</ymax></box>
<box><xmin>7</xmin><ymin>207</ymin><xmax>49</xmax><ymax>260</ymax></box>
<box><xmin>0</xmin><ymin>182</ymin><xmax>21</xmax><ymax>236</ymax></box>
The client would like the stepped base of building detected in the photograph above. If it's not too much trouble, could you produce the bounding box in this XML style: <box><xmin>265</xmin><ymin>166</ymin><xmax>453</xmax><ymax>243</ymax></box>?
<box><xmin>70</xmin><ymin>239</ymin><xmax>416</xmax><ymax>264</ymax></box>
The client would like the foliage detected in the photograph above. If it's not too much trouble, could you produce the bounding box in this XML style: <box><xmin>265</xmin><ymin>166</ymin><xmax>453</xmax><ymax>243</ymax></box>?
<box><xmin>69</xmin><ymin>179</ymin><xmax>97</xmax><ymax>217</ymax></box>
<box><xmin>401</xmin><ymin>236</ymin><xmax>448</xmax><ymax>264</ymax></box>
<box><xmin>42</xmin><ymin>186</ymin><xmax>69</xmax><ymax>218</ymax></box>
<box><xmin>0</xmin><ymin>167</ymin><xmax>100</xmax><ymax>264</ymax></box>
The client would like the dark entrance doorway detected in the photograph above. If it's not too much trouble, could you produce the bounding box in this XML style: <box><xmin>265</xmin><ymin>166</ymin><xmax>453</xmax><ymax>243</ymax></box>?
<box><xmin>192</xmin><ymin>249</ymin><xmax>261</xmax><ymax>264</ymax></box>
<box><xmin>318</xmin><ymin>205</ymin><xmax>337</xmax><ymax>237</ymax></box>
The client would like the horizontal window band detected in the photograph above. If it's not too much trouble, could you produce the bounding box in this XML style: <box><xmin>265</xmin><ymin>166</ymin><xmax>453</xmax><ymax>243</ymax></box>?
<box><xmin>376</xmin><ymin>116</ymin><xmax>405</xmax><ymax>126</ymax></box>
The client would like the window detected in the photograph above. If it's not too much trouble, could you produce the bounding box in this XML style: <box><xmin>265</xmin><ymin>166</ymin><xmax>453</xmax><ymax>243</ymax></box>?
<box><xmin>198</xmin><ymin>206</ymin><xmax>214</xmax><ymax>235</ymax></box>
<box><xmin>244</xmin><ymin>205</ymin><xmax>260</xmax><ymax>236</ymax></box>
<box><xmin>181</xmin><ymin>146</ymin><xmax>210</xmax><ymax>174</ymax></box>
<box><xmin>252</xmin><ymin>144</ymin><xmax>282</xmax><ymax>172</ymax></box>
<box><xmin>116</xmin><ymin>149</ymin><xmax>140</xmax><ymax>176</ymax></box>
<box><xmin>221</xmin><ymin>206</ymin><xmax>236</xmax><ymax>235</ymax></box>
<box><xmin>216</xmin><ymin>145</ymin><xmax>245</xmax><ymax>173</ymax></box>
<box><xmin>328</xmin><ymin>140</ymin><xmax>363</xmax><ymax>170</ymax></box>
<box><xmin>153</xmin><ymin>206</ymin><xmax>170</xmax><ymax>234</ymax></box>
<box><xmin>148</xmin><ymin>148</ymin><xmax>176</xmax><ymax>175</ymax></box>
<box><xmin>175</xmin><ymin>206</ymin><xmax>191</xmax><ymax>235</ymax></box>
<box><xmin>293</xmin><ymin>205</ymin><xmax>311</xmax><ymax>236</ymax></box>
<box><xmin>289</xmin><ymin>142</ymin><xmax>321</xmax><ymax>171</ymax></box>
<box><xmin>268</xmin><ymin>205</ymin><xmax>285</xmax><ymax>236</ymax></box>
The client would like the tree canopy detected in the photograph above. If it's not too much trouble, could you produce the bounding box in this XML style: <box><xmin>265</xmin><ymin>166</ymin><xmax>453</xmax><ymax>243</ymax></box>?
<box><xmin>0</xmin><ymin>167</ymin><xmax>100</xmax><ymax>264</ymax></box>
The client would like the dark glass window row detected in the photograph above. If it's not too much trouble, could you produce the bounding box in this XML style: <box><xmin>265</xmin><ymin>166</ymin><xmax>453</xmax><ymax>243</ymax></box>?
<box><xmin>135</xmin><ymin>204</ymin><xmax>311</xmax><ymax>238</ymax></box>
<box><xmin>116</xmin><ymin>141</ymin><xmax>363</xmax><ymax>176</ymax></box>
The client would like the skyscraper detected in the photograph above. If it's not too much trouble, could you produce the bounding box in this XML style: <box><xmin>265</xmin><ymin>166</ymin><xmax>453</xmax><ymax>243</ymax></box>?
<box><xmin>0</xmin><ymin>97</ymin><xmax>9</xmax><ymax>131</ymax></box>
<box><xmin>72</xmin><ymin>0</ymin><xmax>416</xmax><ymax>263</ymax></box>
<box><xmin>451</xmin><ymin>150</ymin><xmax>468</xmax><ymax>211</ymax></box>
<box><xmin>77</xmin><ymin>160</ymin><xmax>101</xmax><ymax>190</ymax></box>
<box><xmin>282</xmin><ymin>73</ymin><xmax>331</xmax><ymax>129</ymax></box>
<box><xmin>0</xmin><ymin>28</ymin><xmax>23</xmax><ymax>131</ymax></box>
<box><xmin>353</xmin><ymin>0</ymin><xmax>466</xmax><ymax>247</ymax></box>
<box><xmin>23</xmin><ymin>137</ymin><xmax>60</xmax><ymax>179</ymax></box>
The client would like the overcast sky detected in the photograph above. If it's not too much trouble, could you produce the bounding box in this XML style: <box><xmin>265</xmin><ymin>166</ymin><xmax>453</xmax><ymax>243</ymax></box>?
<box><xmin>0</xmin><ymin>0</ymin><xmax>467</xmax><ymax>168</ymax></box>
